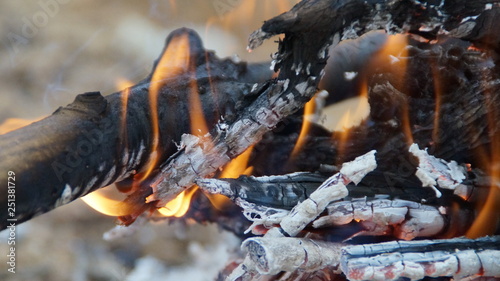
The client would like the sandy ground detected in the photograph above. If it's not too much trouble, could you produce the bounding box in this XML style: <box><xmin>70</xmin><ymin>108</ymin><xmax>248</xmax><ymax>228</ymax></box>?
<box><xmin>0</xmin><ymin>1</ymin><xmax>298</xmax><ymax>280</ymax></box>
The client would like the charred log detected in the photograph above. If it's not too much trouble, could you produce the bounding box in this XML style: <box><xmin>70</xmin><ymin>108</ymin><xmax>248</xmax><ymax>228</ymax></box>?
<box><xmin>0</xmin><ymin>28</ymin><xmax>272</xmax><ymax>229</ymax></box>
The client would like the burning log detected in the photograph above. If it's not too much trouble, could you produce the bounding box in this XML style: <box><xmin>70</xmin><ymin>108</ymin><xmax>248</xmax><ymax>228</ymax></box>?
<box><xmin>2</xmin><ymin>0</ymin><xmax>499</xmax><ymax>228</ymax></box>
<box><xmin>146</xmin><ymin>0</ymin><xmax>500</xmax><ymax>208</ymax></box>
<box><xmin>0</xmin><ymin>28</ymin><xmax>273</xmax><ymax>229</ymax></box>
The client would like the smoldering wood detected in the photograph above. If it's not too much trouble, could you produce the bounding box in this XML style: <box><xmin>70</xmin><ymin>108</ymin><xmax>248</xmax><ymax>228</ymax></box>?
<box><xmin>313</xmin><ymin>198</ymin><xmax>446</xmax><ymax>240</ymax></box>
<box><xmin>197</xmin><ymin>172</ymin><xmax>326</xmax><ymax>210</ymax></box>
<box><xmin>255</xmin><ymin>150</ymin><xmax>376</xmax><ymax>238</ymax></box>
<box><xmin>226</xmin><ymin>151</ymin><xmax>376</xmax><ymax>281</ymax></box>
<box><xmin>0</xmin><ymin>28</ymin><xmax>273</xmax><ymax>230</ymax></box>
<box><xmin>2</xmin><ymin>0</ymin><xmax>498</xmax><ymax>230</ymax></box>
<box><xmin>198</xmin><ymin>169</ymin><xmax>472</xmax><ymax>212</ymax></box>
<box><xmin>341</xmin><ymin>236</ymin><xmax>500</xmax><ymax>281</ymax></box>
<box><xmin>409</xmin><ymin>143</ymin><xmax>468</xmax><ymax>198</ymax></box>
<box><xmin>147</xmin><ymin>0</ymin><xmax>500</xmax><ymax>208</ymax></box>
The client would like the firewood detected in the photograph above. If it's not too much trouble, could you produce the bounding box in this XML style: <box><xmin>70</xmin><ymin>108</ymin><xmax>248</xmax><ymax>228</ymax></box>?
<box><xmin>226</xmin><ymin>150</ymin><xmax>377</xmax><ymax>280</ymax></box>
<box><xmin>341</xmin><ymin>236</ymin><xmax>500</xmax><ymax>281</ymax></box>
<box><xmin>147</xmin><ymin>0</ymin><xmax>500</xmax><ymax>208</ymax></box>
<box><xmin>0</xmin><ymin>28</ymin><xmax>273</xmax><ymax>229</ymax></box>
<box><xmin>2</xmin><ymin>0</ymin><xmax>498</xmax><ymax>229</ymax></box>
<box><xmin>238</xmin><ymin>234</ymin><xmax>500</xmax><ymax>280</ymax></box>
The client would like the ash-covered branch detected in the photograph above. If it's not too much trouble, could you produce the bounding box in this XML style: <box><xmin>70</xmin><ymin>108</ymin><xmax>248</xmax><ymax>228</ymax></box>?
<box><xmin>197</xmin><ymin>172</ymin><xmax>325</xmax><ymax>210</ymax></box>
<box><xmin>313</xmin><ymin>198</ymin><xmax>447</xmax><ymax>240</ymax></box>
<box><xmin>226</xmin><ymin>151</ymin><xmax>376</xmax><ymax>281</ymax></box>
<box><xmin>341</xmin><ymin>236</ymin><xmax>500</xmax><ymax>281</ymax></box>
<box><xmin>409</xmin><ymin>143</ymin><xmax>468</xmax><ymax>198</ymax></box>
<box><xmin>242</xmin><ymin>237</ymin><xmax>343</xmax><ymax>275</ymax></box>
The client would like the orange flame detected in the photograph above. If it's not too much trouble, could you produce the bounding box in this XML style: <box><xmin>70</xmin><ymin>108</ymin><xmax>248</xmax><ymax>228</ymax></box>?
<box><xmin>207</xmin><ymin>145</ymin><xmax>255</xmax><ymax>210</ymax></box>
<box><xmin>431</xmin><ymin>67</ymin><xmax>442</xmax><ymax>145</ymax></box>
<box><xmin>157</xmin><ymin>186</ymin><xmax>198</xmax><ymax>217</ymax></box>
<box><xmin>139</xmin><ymin>32</ymin><xmax>192</xmax><ymax>181</ymax></box>
<box><xmin>466</xmin><ymin>86</ymin><xmax>500</xmax><ymax>238</ymax></box>
<box><xmin>0</xmin><ymin>117</ymin><xmax>44</xmax><ymax>135</ymax></box>
<box><xmin>329</xmin><ymin>82</ymin><xmax>370</xmax><ymax>159</ymax></box>
<box><xmin>466</xmin><ymin>154</ymin><xmax>500</xmax><ymax>238</ymax></box>
<box><xmin>81</xmin><ymin>185</ymin><xmax>132</xmax><ymax>216</ymax></box>
<box><xmin>379</xmin><ymin>34</ymin><xmax>412</xmax><ymax>145</ymax></box>
<box><xmin>188</xmin><ymin>77</ymin><xmax>209</xmax><ymax>136</ymax></box>
<box><xmin>291</xmin><ymin>94</ymin><xmax>317</xmax><ymax>158</ymax></box>
<box><xmin>115</xmin><ymin>78</ymin><xmax>134</xmax><ymax>91</ymax></box>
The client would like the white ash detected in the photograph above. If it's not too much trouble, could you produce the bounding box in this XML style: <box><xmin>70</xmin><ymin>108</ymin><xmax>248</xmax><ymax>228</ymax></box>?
<box><xmin>236</xmin><ymin>199</ymin><xmax>289</xmax><ymax>235</ymax></box>
<box><xmin>125</xmin><ymin>231</ymin><xmax>240</xmax><ymax>281</ymax></box>
<box><xmin>55</xmin><ymin>184</ymin><xmax>76</xmax><ymax>207</ymax></box>
<box><xmin>269</xmin><ymin>60</ymin><xmax>276</xmax><ymax>71</ymax></box>
<box><xmin>342</xmin><ymin>247</ymin><xmax>500</xmax><ymax>281</ymax></box>
<box><xmin>409</xmin><ymin>143</ymin><xmax>467</xmax><ymax>198</ymax></box>
<box><xmin>449</xmin><ymin>21</ymin><xmax>477</xmax><ymax>38</ymax></box>
<box><xmin>149</xmin><ymin>133</ymin><xmax>230</xmax><ymax>204</ymax></box>
<box><xmin>395</xmin><ymin>207</ymin><xmax>445</xmax><ymax>240</ymax></box>
<box><xmin>341</xmin><ymin>20</ymin><xmax>362</xmax><ymax>41</ymax></box>
<box><xmin>83</xmin><ymin>176</ymin><xmax>99</xmax><ymax>194</ymax></box>
<box><xmin>242</xmin><ymin>237</ymin><xmax>342</xmax><ymax>275</ymax></box>
<box><xmin>294</xmin><ymin>81</ymin><xmax>308</xmax><ymax>95</ymax></box>
<box><xmin>276</xmin><ymin>150</ymin><xmax>376</xmax><ymax>237</ymax></box>
<box><xmin>313</xmin><ymin>198</ymin><xmax>445</xmax><ymax>240</ymax></box>
<box><xmin>344</xmin><ymin>71</ymin><xmax>358</xmax><ymax>80</ymax></box>
<box><xmin>341</xmin><ymin>236</ymin><xmax>500</xmax><ymax>280</ymax></box>
<box><xmin>340</xmin><ymin>150</ymin><xmax>377</xmax><ymax>185</ymax></box>
<box><xmin>227</xmin><ymin>151</ymin><xmax>377</xmax><ymax>280</ymax></box>
<box><xmin>102</xmin><ymin>165</ymin><xmax>117</xmax><ymax>186</ymax></box>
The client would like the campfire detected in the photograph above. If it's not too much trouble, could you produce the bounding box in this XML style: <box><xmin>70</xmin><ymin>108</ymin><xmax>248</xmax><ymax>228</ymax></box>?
<box><xmin>1</xmin><ymin>0</ymin><xmax>500</xmax><ymax>280</ymax></box>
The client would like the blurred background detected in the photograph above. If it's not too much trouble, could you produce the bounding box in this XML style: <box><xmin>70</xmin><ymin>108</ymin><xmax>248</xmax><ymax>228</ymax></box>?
<box><xmin>0</xmin><ymin>1</ymin><xmax>299</xmax><ymax>280</ymax></box>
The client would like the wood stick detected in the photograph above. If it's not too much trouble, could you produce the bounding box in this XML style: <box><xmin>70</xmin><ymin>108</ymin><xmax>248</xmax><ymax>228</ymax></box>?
<box><xmin>242</xmin><ymin>237</ymin><xmax>343</xmax><ymax>275</ymax></box>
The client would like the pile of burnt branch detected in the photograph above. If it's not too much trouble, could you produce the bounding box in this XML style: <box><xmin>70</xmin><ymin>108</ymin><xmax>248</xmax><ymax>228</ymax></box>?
<box><xmin>1</xmin><ymin>0</ymin><xmax>500</xmax><ymax>280</ymax></box>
